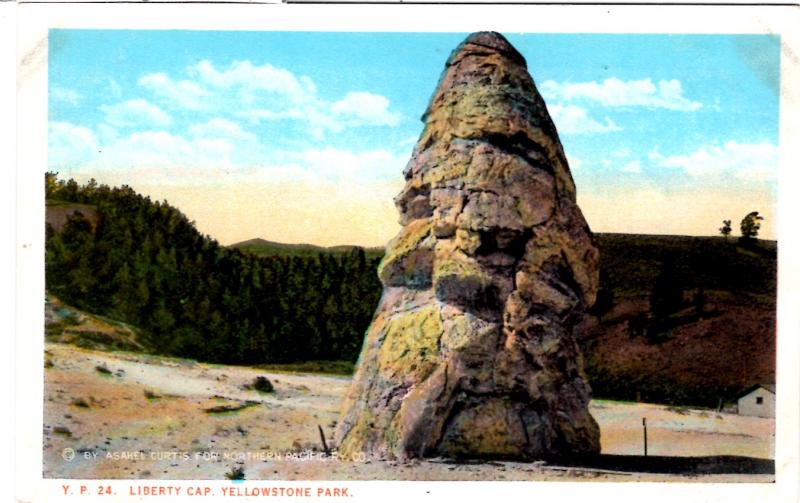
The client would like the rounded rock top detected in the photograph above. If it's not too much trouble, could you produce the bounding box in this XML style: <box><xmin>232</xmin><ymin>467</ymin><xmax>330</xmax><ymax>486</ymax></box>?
<box><xmin>449</xmin><ymin>31</ymin><xmax>528</xmax><ymax>68</ymax></box>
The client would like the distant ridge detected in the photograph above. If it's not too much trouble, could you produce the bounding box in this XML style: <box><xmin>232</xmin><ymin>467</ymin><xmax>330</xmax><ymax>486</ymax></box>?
<box><xmin>229</xmin><ymin>238</ymin><xmax>384</xmax><ymax>258</ymax></box>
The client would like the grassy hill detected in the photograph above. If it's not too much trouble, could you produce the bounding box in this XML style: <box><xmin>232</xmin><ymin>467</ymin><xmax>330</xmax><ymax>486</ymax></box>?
<box><xmin>594</xmin><ymin>233</ymin><xmax>776</xmax><ymax>302</ymax></box>
<box><xmin>230</xmin><ymin>232</ymin><xmax>777</xmax><ymax>407</ymax></box>
<box><xmin>46</xmin><ymin>293</ymin><xmax>149</xmax><ymax>353</ymax></box>
<box><xmin>587</xmin><ymin>234</ymin><xmax>776</xmax><ymax>407</ymax></box>
<box><xmin>229</xmin><ymin>238</ymin><xmax>384</xmax><ymax>260</ymax></box>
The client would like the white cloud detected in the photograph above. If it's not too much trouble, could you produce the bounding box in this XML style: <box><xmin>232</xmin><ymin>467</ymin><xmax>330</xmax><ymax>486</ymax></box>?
<box><xmin>50</xmin><ymin>116</ymin><xmax>407</xmax><ymax>190</ymax></box>
<box><xmin>331</xmin><ymin>92</ymin><xmax>402</xmax><ymax>127</ymax></box>
<box><xmin>548</xmin><ymin>104</ymin><xmax>621</xmax><ymax>135</ymax></box>
<box><xmin>52</xmin><ymin>128</ymin><xmax>237</xmax><ymax>178</ymax></box>
<box><xmin>100</xmin><ymin>99</ymin><xmax>172</xmax><ymax>128</ymax></box>
<box><xmin>238</xmin><ymin>109</ymin><xmax>305</xmax><ymax>122</ymax></box>
<box><xmin>621</xmin><ymin>160</ymin><xmax>642</xmax><ymax>173</ymax></box>
<box><xmin>650</xmin><ymin>141</ymin><xmax>778</xmax><ymax>180</ymax></box>
<box><xmin>188</xmin><ymin>118</ymin><xmax>256</xmax><ymax>142</ymax></box>
<box><xmin>49</xmin><ymin>122</ymin><xmax>99</xmax><ymax>169</ymax></box>
<box><xmin>104</xmin><ymin>131</ymin><xmax>234</xmax><ymax>169</ymax></box>
<box><xmin>190</xmin><ymin>60</ymin><xmax>315</xmax><ymax>105</ymax></box>
<box><xmin>139</xmin><ymin>73</ymin><xmax>211</xmax><ymax>111</ymax></box>
<box><xmin>51</xmin><ymin>87</ymin><xmax>82</xmax><ymax>105</ymax></box>
<box><xmin>140</xmin><ymin>59</ymin><xmax>402</xmax><ymax>138</ymax></box>
<box><xmin>298</xmin><ymin>148</ymin><xmax>406</xmax><ymax>183</ymax></box>
<box><xmin>542</xmin><ymin>78</ymin><xmax>702</xmax><ymax>112</ymax></box>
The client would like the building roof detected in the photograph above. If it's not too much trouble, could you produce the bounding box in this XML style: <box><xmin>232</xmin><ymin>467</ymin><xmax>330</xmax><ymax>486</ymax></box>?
<box><xmin>740</xmin><ymin>383</ymin><xmax>776</xmax><ymax>397</ymax></box>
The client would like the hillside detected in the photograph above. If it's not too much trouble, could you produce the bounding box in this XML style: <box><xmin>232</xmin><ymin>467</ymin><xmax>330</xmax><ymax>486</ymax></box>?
<box><xmin>44</xmin><ymin>175</ymin><xmax>777</xmax><ymax>407</ymax></box>
<box><xmin>45</xmin><ymin>174</ymin><xmax>382</xmax><ymax>365</ymax></box>
<box><xmin>582</xmin><ymin>234</ymin><xmax>776</xmax><ymax>406</ymax></box>
<box><xmin>45</xmin><ymin>200</ymin><xmax>99</xmax><ymax>233</ymax></box>
<box><xmin>229</xmin><ymin>238</ymin><xmax>384</xmax><ymax>260</ymax></box>
<box><xmin>46</xmin><ymin>294</ymin><xmax>149</xmax><ymax>353</ymax></box>
<box><xmin>594</xmin><ymin>233</ymin><xmax>776</xmax><ymax>301</ymax></box>
<box><xmin>580</xmin><ymin>295</ymin><xmax>775</xmax><ymax>407</ymax></box>
<box><xmin>227</xmin><ymin>233</ymin><xmax>777</xmax><ymax>407</ymax></box>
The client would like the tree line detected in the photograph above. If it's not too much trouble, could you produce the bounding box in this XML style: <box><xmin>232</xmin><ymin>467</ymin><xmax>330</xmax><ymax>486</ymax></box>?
<box><xmin>719</xmin><ymin>211</ymin><xmax>764</xmax><ymax>242</ymax></box>
<box><xmin>45</xmin><ymin>173</ymin><xmax>382</xmax><ymax>365</ymax></box>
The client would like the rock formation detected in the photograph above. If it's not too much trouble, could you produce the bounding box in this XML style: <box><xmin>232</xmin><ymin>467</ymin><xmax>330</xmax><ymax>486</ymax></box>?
<box><xmin>334</xmin><ymin>32</ymin><xmax>601</xmax><ymax>460</ymax></box>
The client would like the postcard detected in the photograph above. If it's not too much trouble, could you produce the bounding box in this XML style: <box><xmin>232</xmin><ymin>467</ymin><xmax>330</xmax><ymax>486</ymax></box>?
<box><xmin>13</xmin><ymin>2</ymin><xmax>800</xmax><ymax>502</ymax></box>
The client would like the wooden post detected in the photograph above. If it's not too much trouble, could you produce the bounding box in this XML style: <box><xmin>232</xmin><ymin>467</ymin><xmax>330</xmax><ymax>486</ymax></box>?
<box><xmin>642</xmin><ymin>417</ymin><xmax>648</xmax><ymax>457</ymax></box>
<box><xmin>318</xmin><ymin>425</ymin><xmax>330</xmax><ymax>456</ymax></box>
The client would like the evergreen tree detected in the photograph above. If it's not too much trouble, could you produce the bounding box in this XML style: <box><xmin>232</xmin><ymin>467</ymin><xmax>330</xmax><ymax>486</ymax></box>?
<box><xmin>44</xmin><ymin>174</ymin><xmax>385</xmax><ymax>365</ymax></box>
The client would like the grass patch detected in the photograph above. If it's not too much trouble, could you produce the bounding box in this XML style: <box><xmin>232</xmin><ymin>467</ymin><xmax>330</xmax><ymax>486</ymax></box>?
<box><xmin>95</xmin><ymin>364</ymin><xmax>112</xmax><ymax>375</ymax></box>
<box><xmin>46</xmin><ymin>199</ymin><xmax>96</xmax><ymax>209</ymax></box>
<box><xmin>591</xmin><ymin>398</ymin><xmax>641</xmax><ymax>406</ymax></box>
<box><xmin>143</xmin><ymin>389</ymin><xmax>160</xmax><ymax>400</ymax></box>
<box><xmin>665</xmin><ymin>406</ymin><xmax>689</xmax><ymax>415</ymax></box>
<box><xmin>204</xmin><ymin>401</ymin><xmax>260</xmax><ymax>416</ymax></box>
<box><xmin>45</xmin><ymin>318</ymin><xmax>80</xmax><ymax>338</ymax></box>
<box><xmin>256</xmin><ymin>360</ymin><xmax>355</xmax><ymax>376</ymax></box>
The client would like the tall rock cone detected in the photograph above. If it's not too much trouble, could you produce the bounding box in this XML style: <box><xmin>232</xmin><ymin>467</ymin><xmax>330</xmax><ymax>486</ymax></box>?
<box><xmin>334</xmin><ymin>31</ymin><xmax>601</xmax><ymax>460</ymax></box>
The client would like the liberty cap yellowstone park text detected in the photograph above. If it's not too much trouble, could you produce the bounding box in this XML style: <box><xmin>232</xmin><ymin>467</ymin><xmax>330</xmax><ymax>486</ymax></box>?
<box><xmin>61</xmin><ymin>484</ymin><xmax>351</xmax><ymax>498</ymax></box>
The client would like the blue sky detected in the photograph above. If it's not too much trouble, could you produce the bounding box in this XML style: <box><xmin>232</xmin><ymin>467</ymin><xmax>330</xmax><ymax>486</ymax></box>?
<box><xmin>48</xmin><ymin>30</ymin><xmax>780</xmax><ymax>245</ymax></box>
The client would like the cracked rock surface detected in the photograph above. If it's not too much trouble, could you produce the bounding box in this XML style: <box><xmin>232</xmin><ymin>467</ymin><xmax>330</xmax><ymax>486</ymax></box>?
<box><xmin>334</xmin><ymin>31</ymin><xmax>601</xmax><ymax>460</ymax></box>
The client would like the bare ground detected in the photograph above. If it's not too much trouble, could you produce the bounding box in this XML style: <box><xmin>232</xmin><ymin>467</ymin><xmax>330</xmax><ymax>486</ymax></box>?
<box><xmin>42</xmin><ymin>343</ymin><xmax>774</xmax><ymax>482</ymax></box>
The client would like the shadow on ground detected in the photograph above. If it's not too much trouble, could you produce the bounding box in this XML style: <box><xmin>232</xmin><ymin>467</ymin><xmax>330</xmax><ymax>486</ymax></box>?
<box><xmin>553</xmin><ymin>455</ymin><xmax>773</xmax><ymax>475</ymax></box>
<box><xmin>436</xmin><ymin>454</ymin><xmax>774</xmax><ymax>476</ymax></box>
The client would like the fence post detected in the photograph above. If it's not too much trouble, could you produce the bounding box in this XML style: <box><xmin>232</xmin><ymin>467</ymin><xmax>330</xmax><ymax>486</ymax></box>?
<box><xmin>642</xmin><ymin>417</ymin><xmax>648</xmax><ymax>457</ymax></box>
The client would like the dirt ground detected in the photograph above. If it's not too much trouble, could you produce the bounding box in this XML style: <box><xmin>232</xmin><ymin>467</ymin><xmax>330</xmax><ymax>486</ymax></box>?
<box><xmin>42</xmin><ymin>343</ymin><xmax>774</xmax><ymax>482</ymax></box>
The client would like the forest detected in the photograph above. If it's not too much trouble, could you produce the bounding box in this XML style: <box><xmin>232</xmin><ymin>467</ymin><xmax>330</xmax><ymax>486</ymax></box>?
<box><xmin>45</xmin><ymin>173</ymin><xmax>382</xmax><ymax>364</ymax></box>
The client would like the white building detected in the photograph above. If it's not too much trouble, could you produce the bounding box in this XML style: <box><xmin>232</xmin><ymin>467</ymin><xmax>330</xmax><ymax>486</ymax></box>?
<box><xmin>737</xmin><ymin>384</ymin><xmax>775</xmax><ymax>418</ymax></box>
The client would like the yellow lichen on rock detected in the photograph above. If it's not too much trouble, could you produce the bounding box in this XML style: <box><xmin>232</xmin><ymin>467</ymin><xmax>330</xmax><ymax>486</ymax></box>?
<box><xmin>377</xmin><ymin>306</ymin><xmax>442</xmax><ymax>383</ymax></box>
<box><xmin>377</xmin><ymin>219</ymin><xmax>434</xmax><ymax>287</ymax></box>
<box><xmin>437</xmin><ymin>398</ymin><xmax>528</xmax><ymax>458</ymax></box>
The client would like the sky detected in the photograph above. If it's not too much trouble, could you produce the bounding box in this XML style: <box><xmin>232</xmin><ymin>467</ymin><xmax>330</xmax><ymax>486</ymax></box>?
<box><xmin>48</xmin><ymin>30</ymin><xmax>780</xmax><ymax>246</ymax></box>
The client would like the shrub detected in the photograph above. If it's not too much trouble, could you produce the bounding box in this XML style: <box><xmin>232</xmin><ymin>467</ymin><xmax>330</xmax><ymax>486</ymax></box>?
<box><xmin>252</xmin><ymin>376</ymin><xmax>274</xmax><ymax>393</ymax></box>
<box><xmin>225</xmin><ymin>466</ymin><xmax>245</xmax><ymax>480</ymax></box>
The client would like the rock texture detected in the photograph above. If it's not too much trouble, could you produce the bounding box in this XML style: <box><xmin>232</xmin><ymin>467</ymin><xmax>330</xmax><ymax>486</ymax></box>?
<box><xmin>334</xmin><ymin>32</ymin><xmax>600</xmax><ymax>460</ymax></box>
